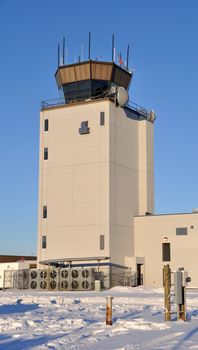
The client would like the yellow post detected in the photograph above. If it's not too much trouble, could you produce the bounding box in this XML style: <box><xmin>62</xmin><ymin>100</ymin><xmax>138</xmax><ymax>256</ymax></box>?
<box><xmin>163</xmin><ymin>264</ymin><xmax>171</xmax><ymax>321</ymax></box>
<box><xmin>106</xmin><ymin>296</ymin><xmax>113</xmax><ymax>325</ymax></box>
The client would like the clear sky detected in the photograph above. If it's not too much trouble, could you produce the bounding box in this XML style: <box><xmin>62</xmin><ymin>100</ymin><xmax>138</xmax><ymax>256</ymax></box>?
<box><xmin>0</xmin><ymin>0</ymin><xmax>198</xmax><ymax>255</ymax></box>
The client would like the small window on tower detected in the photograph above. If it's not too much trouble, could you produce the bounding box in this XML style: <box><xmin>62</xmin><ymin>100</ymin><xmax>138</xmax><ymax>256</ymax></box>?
<box><xmin>42</xmin><ymin>236</ymin><xmax>47</xmax><ymax>249</ymax></box>
<box><xmin>44</xmin><ymin>147</ymin><xmax>48</xmax><ymax>160</ymax></box>
<box><xmin>176</xmin><ymin>227</ymin><xmax>188</xmax><ymax>236</ymax></box>
<box><xmin>43</xmin><ymin>206</ymin><xmax>47</xmax><ymax>219</ymax></box>
<box><xmin>100</xmin><ymin>112</ymin><xmax>105</xmax><ymax>126</ymax></box>
<box><xmin>79</xmin><ymin>121</ymin><xmax>90</xmax><ymax>135</ymax></box>
<box><xmin>44</xmin><ymin>119</ymin><xmax>48</xmax><ymax>131</ymax></box>
<box><xmin>100</xmin><ymin>235</ymin><xmax>105</xmax><ymax>250</ymax></box>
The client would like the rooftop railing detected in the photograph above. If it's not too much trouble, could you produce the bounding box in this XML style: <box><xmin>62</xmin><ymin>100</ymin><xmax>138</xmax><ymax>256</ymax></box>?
<box><xmin>41</xmin><ymin>96</ymin><xmax>150</xmax><ymax>120</ymax></box>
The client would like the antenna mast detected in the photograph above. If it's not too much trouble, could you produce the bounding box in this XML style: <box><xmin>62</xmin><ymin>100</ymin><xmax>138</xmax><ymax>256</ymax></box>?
<box><xmin>126</xmin><ymin>44</ymin><xmax>130</xmax><ymax>70</ymax></box>
<box><xmin>112</xmin><ymin>34</ymin><xmax>115</xmax><ymax>62</ymax></box>
<box><xmin>57</xmin><ymin>44</ymin><xmax>60</xmax><ymax>67</ymax></box>
<box><xmin>88</xmin><ymin>32</ymin><xmax>91</xmax><ymax>60</ymax></box>
<box><xmin>62</xmin><ymin>37</ymin><xmax>65</xmax><ymax>65</ymax></box>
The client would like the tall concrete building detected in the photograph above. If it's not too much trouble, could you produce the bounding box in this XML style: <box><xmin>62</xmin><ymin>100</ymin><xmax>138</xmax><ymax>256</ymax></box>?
<box><xmin>37</xmin><ymin>59</ymin><xmax>155</xmax><ymax>272</ymax></box>
<box><xmin>36</xmin><ymin>48</ymin><xmax>198</xmax><ymax>289</ymax></box>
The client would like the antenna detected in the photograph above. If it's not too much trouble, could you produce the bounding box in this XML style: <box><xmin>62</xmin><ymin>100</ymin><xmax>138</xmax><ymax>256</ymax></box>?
<box><xmin>88</xmin><ymin>32</ymin><xmax>91</xmax><ymax>60</ymax></box>
<box><xmin>62</xmin><ymin>37</ymin><xmax>65</xmax><ymax>65</ymax></box>
<box><xmin>58</xmin><ymin>44</ymin><xmax>60</xmax><ymax>67</ymax></box>
<box><xmin>126</xmin><ymin>44</ymin><xmax>130</xmax><ymax>70</ymax></box>
<box><xmin>66</xmin><ymin>47</ymin><xmax>68</xmax><ymax>64</ymax></box>
<box><xmin>112</xmin><ymin>34</ymin><xmax>114</xmax><ymax>62</ymax></box>
<box><xmin>81</xmin><ymin>44</ymin><xmax>84</xmax><ymax>61</ymax></box>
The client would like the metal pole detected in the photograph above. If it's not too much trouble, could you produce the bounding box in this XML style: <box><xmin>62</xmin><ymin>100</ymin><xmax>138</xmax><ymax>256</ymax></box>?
<box><xmin>88</xmin><ymin>32</ymin><xmax>91</xmax><ymax>60</ymax></box>
<box><xmin>163</xmin><ymin>264</ymin><xmax>171</xmax><ymax>321</ymax></box>
<box><xmin>63</xmin><ymin>37</ymin><xmax>65</xmax><ymax>65</ymax></box>
<box><xmin>112</xmin><ymin>34</ymin><xmax>114</xmax><ymax>62</ymax></box>
<box><xmin>106</xmin><ymin>296</ymin><xmax>113</xmax><ymax>325</ymax></box>
<box><xmin>178</xmin><ymin>286</ymin><xmax>186</xmax><ymax>321</ymax></box>
<box><xmin>58</xmin><ymin>44</ymin><xmax>60</xmax><ymax>67</ymax></box>
<box><xmin>126</xmin><ymin>44</ymin><xmax>130</xmax><ymax>70</ymax></box>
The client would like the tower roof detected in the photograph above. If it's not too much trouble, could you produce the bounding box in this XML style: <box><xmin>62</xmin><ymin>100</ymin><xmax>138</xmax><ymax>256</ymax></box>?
<box><xmin>55</xmin><ymin>60</ymin><xmax>132</xmax><ymax>104</ymax></box>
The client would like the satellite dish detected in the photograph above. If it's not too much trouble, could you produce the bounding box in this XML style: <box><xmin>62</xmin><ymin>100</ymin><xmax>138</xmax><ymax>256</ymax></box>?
<box><xmin>117</xmin><ymin>86</ymin><xmax>129</xmax><ymax>107</ymax></box>
<box><xmin>110</xmin><ymin>86</ymin><xmax>117</xmax><ymax>95</ymax></box>
<box><xmin>149</xmin><ymin>110</ymin><xmax>156</xmax><ymax>122</ymax></box>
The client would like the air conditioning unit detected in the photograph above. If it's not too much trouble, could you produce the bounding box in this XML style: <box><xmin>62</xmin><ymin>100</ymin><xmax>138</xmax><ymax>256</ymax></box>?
<box><xmin>70</xmin><ymin>268</ymin><xmax>94</xmax><ymax>291</ymax></box>
<box><xmin>29</xmin><ymin>269</ymin><xmax>49</xmax><ymax>291</ymax></box>
<box><xmin>80</xmin><ymin>269</ymin><xmax>94</xmax><ymax>291</ymax></box>
<box><xmin>39</xmin><ymin>269</ymin><xmax>49</xmax><ymax>291</ymax></box>
<box><xmin>49</xmin><ymin>269</ymin><xmax>59</xmax><ymax>291</ymax></box>
<box><xmin>29</xmin><ymin>269</ymin><xmax>39</xmax><ymax>290</ymax></box>
<box><xmin>71</xmin><ymin>269</ymin><xmax>81</xmax><ymax>291</ymax></box>
<box><xmin>60</xmin><ymin>269</ymin><xmax>71</xmax><ymax>291</ymax></box>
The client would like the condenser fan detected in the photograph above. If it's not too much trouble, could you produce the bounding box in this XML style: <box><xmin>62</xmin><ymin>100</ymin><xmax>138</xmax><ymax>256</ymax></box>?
<box><xmin>40</xmin><ymin>270</ymin><xmax>47</xmax><ymax>279</ymax></box>
<box><xmin>82</xmin><ymin>269</ymin><xmax>89</xmax><ymax>278</ymax></box>
<box><xmin>72</xmin><ymin>280</ymin><xmax>78</xmax><ymax>289</ymax></box>
<box><xmin>50</xmin><ymin>280</ymin><xmax>57</xmax><ymax>289</ymax></box>
<box><xmin>40</xmin><ymin>280</ymin><xmax>47</xmax><ymax>289</ymax></box>
<box><xmin>72</xmin><ymin>270</ymin><xmax>78</xmax><ymax>279</ymax></box>
<box><xmin>82</xmin><ymin>280</ymin><xmax>89</xmax><ymax>290</ymax></box>
<box><xmin>50</xmin><ymin>270</ymin><xmax>57</xmax><ymax>279</ymax></box>
<box><xmin>30</xmin><ymin>270</ymin><xmax>37</xmax><ymax>279</ymax></box>
<box><xmin>61</xmin><ymin>280</ymin><xmax>68</xmax><ymax>290</ymax></box>
<box><xmin>61</xmin><ymin>270</ymin><xmax>68</xmax><ymax>279</ymax></box>
<box><xmin>30</xmin><ymin>281</ymin><xmax>37</xmax><ymax>289</ymax></box>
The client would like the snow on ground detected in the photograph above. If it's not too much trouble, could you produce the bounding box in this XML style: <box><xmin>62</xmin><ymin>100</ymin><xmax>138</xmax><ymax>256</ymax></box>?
<box><xmin>0</xmin><ymin>287</ymin><xmax>198</xmax><ymax>349</ymax></box>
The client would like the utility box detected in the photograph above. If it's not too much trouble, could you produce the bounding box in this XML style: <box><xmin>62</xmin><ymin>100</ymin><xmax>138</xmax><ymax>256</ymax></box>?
<box><xmin>0</xmin><ymin>261</ymin><xmax>37</xmax><ymax>289</ymax></box>
<box><xmin>95</xmin><ymin>280</ymin><xmax>101</xmax><ymax>292</ymax></box>
<box><xmin>174</xmin><ymin>271</ymin><xmax>183</xmax><ymax>304</ymax></box>
<box><xmin>181</xmin><ymin>271</ymin><xmax>191</xmax><ymax>287</ymax></box>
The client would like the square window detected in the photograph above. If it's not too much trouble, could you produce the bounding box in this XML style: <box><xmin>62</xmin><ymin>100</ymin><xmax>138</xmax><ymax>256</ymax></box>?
<box><xmin>79</xmin><ymin>121</ymin><xmax>90</xmax><ymax>135</ymax></box>
<box><xmin>44</xmin><ymin>147</ymin><xmax>48</xmax><ymax>160</ymax></box>
<box><xmin>176</xmin><ymin>227</ymin><xmax>187</xmax><ymax>236</ymax></box>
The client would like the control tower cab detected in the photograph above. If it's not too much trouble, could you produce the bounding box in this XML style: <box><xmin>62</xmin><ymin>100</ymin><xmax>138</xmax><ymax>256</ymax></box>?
<box><xmin>55</xmin><ymin>60</ymin><xmax>132</xmax><ymax>106</ymax></box>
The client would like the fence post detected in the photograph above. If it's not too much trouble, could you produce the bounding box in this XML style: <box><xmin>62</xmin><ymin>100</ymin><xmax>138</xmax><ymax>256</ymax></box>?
<box><xmin>106</xmin><ymin>296</ymin><xmax>113</xmax><ymax>325</ymax></box>
<box><xmin>163</xmin><ymin>264</ymin><xmax>171</xmax><ymax>321</ymax></box>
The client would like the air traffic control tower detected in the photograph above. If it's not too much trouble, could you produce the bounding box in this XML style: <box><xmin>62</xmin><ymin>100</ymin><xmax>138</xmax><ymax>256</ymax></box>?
<box><xmin>37</xmin><ymin>52</ymin><xmax>155</xmax><ymax>273</ymax></box>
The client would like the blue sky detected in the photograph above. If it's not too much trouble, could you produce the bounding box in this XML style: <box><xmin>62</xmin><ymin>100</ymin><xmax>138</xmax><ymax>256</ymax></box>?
<box><xmin>0</xmin><ymin>0</ymin><xmax>197</xmax><ymax>255</ymax></box>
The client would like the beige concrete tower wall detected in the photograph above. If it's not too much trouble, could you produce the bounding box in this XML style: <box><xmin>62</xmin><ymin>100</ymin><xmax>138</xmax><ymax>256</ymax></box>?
<box><xmin>37</xmin><ymin>100</ymin><xmax>110</xmax><ymax>263</ymax></box>
<box><xmin>108</xmin><ymin>105</ymin><xmax>154</xmax><ymax>267</ymax></box>
<box><xmin>109</xmin><ymin>105</ymin><xmax>138</xmax><ymax>266</ymax></box>
<box><xmin>134</xmin><ymin>213</ymin><xmax>198</xmax><ymax>287</ymax></box>
<box><xmin>138</xmin><ymin>119</ymin><xmax>154</xmax><ymax>215</ymax></box>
